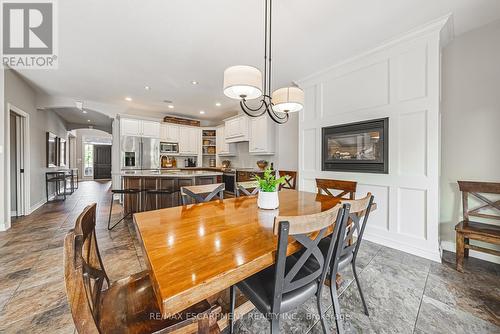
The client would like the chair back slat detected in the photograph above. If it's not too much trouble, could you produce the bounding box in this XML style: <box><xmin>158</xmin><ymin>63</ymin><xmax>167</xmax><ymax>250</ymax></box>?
<box><xmin>181</xmin><ymin>183</ymin><xmax>225</xmax><ymax>204</ymax></box>
<box><xmin>338</xmin><ymin>193</ymin><xmax>374</xmax><ymax>260</ymax></box>
<box><xmin>64</xmin><ymin>203</ymin><xmax>109</xmax><ymax>333</ymax></box>
<box><xmin>271</xmin><ymin>203</ymin><xmax>347</xmax><ymax>312</ymax></box>
<box><xmin>316</xmin><ymin>178</ymin><xmax>357</xmax><ymax>199</ymax></box>
<box><xmin>278</xmin><ymin>171</ymin><xmax>297</xmax><ymax>190</ymax></box>
<box><xmin>458</xmin><ymin>181</ymin><xmax>500</xmax><ymax>222</ymax></box>
<box><xmin>236</xmin><ymin>182</ymin><xmax>259</xmax><ymax>197</ymax></box>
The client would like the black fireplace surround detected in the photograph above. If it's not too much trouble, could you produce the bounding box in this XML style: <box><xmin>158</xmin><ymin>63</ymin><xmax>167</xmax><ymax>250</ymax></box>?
<box><xmin>322</xmin><ymin>118</ymin><xmax>388</xmax><ymax>174</ymax></box>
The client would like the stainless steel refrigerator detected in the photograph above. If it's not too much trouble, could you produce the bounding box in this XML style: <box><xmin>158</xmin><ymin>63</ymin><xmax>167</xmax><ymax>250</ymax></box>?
<box><xmin>121</xmin><ymin>136</ymin><xmax>160</xmax><ymax>170</ymax></box>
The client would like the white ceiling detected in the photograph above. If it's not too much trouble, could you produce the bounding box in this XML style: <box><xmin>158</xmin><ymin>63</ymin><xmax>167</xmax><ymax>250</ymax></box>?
<box><xmin>52</xmin><ymin>107</ymin><xmax>113</xmax><ymax>133</ymax></box>
<box><xmin>18</xmin><ymin>0</ymin><xmax>500</xmax><ymax>122</ymax></box>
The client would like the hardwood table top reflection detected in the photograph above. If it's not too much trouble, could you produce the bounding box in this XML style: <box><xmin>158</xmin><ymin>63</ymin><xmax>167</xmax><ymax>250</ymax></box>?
<box><xmin>133</xmin><ymin>189</ymin><xmax>341</xmax><ymax>318</ymax></box>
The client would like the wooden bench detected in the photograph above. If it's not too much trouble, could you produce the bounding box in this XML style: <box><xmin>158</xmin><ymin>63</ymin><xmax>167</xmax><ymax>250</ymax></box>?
<box><xmin>455</xmin><ymin>181</ymin><xmax>500</xmax><ymax>272</ymax></box>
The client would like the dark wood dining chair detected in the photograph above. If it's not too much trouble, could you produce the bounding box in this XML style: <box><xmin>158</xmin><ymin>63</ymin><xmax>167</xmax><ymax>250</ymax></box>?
<box><xmin>316</xmin><ymin>178</ymin><xmax>357</xmax><ymax>199</ymax></box>
<box><xmin>278</xmin><ymin>170</ymin><xmax>297</xmax><ymax>190</ymax></box>
<box><xmin>64</xmin><ymin>203</ymin><xmax>221</xmax><ymax>334</ymax></box>
<box><xmin>309</xmin><ymin>193</ymin><xmax>374</xmax><ymax>333</ymax></box>
<box><xmin>455</xmin><ymin>181</ymin><xmax>500</xmax><ymax>272</ymax></box>
<box><xmin>181</xmin><ymin>183</ymin><xmax>225</xmax><ymax>205</ymax></box>
<box><xmin>229</xmin><ymin>202</ymin><xmax>349</xmax><ymax>334</ymax></box>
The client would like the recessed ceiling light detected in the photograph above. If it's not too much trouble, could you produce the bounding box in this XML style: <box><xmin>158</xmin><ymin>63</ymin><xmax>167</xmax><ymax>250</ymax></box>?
<box><xmin>215</xmin><ymin>102</ymin><xmax>221</xmax><ymax>107</ymax></box>
<box><xmin>199</xmin><ymin>110</ymin><xmax>205</xmax><ymax>114</ymax></box>
<box><xmin>144</xmin><ymin>86</ymin><xmax>150</xmax><ymax>90</ymax></box>
<box><xmin>168</xmin><ymin>105</ymin><xmax>174</xmax><ymax>109</ymax></box>
<box><xmin>82</xmin><ymin>110</ymin><xmax>88</xmax><ymax>114</ymax></box>
<box><xmin>191</xmin><ymin>80</ymin><xmax>199</xmax><ymax>85</ymax></box>
<box><xmin>125</xmin><ymin>97</ymin><xmax>132</xmax><ymax>101</ymax></box>
<box><xmin>87</xmin><ymin>119</ymin><xmax>91</xmax><ymax>122</ymax></box>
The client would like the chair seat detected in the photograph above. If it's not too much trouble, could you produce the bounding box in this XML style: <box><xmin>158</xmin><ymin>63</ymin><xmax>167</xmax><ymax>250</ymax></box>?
<box><xmin>112</xmin><ymin>189</ymin><xmax>142</xmax><ymax>194</ymax></box>
<box><xmin>236</xmin><ymin>257</ymin><xmax>318</xmax><ymax>315</ymax></box>
<box><xmin>455</xmin><ymin>220</ymin><xmax>500</xmax><ymax>239</ymax></box>
<box><xmin>99</xmin><ymin>271</ymin><xmax>217</xmax><ymax>334</ymax></box>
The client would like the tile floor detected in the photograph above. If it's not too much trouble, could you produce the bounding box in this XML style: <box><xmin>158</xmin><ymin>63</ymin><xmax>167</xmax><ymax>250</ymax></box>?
<box><xmin>0</xmin><ymin>180</ymin><xmax>498</xmax><ymax>334</ymax></box>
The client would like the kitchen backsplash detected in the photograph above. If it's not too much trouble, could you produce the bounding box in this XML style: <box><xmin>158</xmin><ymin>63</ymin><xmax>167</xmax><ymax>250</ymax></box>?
<box><xmin>223</xmin><ymin>142</ymin><xmax>277</xmax><ymax>168</ymax></box>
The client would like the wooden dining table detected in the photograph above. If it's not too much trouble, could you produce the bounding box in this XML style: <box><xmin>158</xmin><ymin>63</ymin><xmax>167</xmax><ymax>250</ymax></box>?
<box><xmin>133</xmin><ymin>189</ymin><xmax>353</xmax><ymax>325</ymax></box>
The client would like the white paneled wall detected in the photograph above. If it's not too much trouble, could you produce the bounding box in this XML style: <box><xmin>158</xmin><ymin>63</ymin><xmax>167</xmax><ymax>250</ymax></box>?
<box><xmin>297</xmin><ymin>16</ymin><xmax>453</xmax><ymax>262</ymax></box>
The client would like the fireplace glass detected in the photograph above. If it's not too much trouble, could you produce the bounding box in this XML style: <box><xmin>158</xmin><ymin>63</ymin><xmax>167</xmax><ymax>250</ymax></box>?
<box><xmin>322</xmin><ymin>118</ymin><xmax>388</xmax><ymax>173</ymax></box>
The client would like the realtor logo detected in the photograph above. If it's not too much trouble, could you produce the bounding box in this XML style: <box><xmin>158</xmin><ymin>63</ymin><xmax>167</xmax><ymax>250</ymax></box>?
<box><xmin>1</xmin><ymin>0</ymin><xmax>58</xmax><ymax>69</ymax></box>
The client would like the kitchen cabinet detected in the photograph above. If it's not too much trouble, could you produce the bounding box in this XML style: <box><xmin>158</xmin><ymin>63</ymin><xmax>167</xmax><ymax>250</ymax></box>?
<box><xmin>224</xmin><ymin>115</ymin><xmax>249</xmax><ymax>143</ymax></box>
<box><xmin>179</xmin><ymin>126</ymin><xmax>200</xmax><ymax>155</ymax></box>
<box><xmin>142</xmin><ymin>120</ymin><xmax>161</xmax><ymax>138</ymax></box>
<box><xmin>121</xmin><ymin>118</ymin><xmax>160</xmax><ymax>138</ymax></box>
<box><xmin>121</xmin><ymin>118</ymin><xmax>142</xmax><ymax>136</ymax></box>
<box><xmin>216</xmin><ymin>126</ymin><xmax>236</xmax><ymax>156</ymax></box>
<box><xmin>249</xmin><ymin>115</ymin><xmax>276</xmax><ymax>154</ymax></box>
<box><xmin>160</xmin><ymin>123</ymin><xmax>180</xmax><ymax>142</ymax></box>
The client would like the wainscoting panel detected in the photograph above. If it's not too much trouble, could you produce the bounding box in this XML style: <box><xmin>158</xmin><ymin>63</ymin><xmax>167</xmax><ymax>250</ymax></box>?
<box><xmin>297</xmin><ymin>16</ymin><xmax>451</xmax><ymax>262</ymax></box>
<box><xmin>322</xmin><ymin>60</ymin><xmax>389</xmax><ymax>117</ymax></box>
<box><xmin>357</xmin><ymin>184</ymin><xmax>389</xmax><ymax>231</ymax></box>
<box><xmin>396</xmin><ymin>44</ymin><xmax>428</xmax><ymax>102</ymax></box>
<box><xmin>399</xmin><ymin>110</ymin><xmax>428</xmax><ymax>176</ymax></box>
<box><xmin>398</xmin><ymin>187</ymin><xmax>427</xmax><ymax>239</ymax></box>
<box><xmin>301</xmin><ymin>128</ymin><xmax>317</xmax><ymax>172</ymax></box>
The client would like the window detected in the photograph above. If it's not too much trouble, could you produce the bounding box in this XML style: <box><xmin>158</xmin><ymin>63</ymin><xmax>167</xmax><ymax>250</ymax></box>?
<box><xmin>84</xmin><ymin>144</ymin><xmax>94</xmax><ymax>177</ymax></box>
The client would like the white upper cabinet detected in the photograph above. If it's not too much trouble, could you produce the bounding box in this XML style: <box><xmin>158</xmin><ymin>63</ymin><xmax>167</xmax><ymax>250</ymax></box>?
<box><xmin>160</xmin><ymin>123</ymin><xmax>180</xmax><ymax>142</ymax></box>
<box><xmin>189</xmin><ymin>127</ymin><xmax>200</xmax><ymax>154</ymax></box>
<box><xmin>120</xmin><ymin>118</ymin><xmax>142</xmax><ymax>136</ymax></box>
<box><xmin>142</xmin><ymin>120</ymin><xmax>160</xmax><ymax>138</ymax></box>
<box><xmin>224</xmin><ymin>115</ymin><xmax>249</xmax><ymax>143</ymax></box>
<box><xmin>216</xmin><ymin>126</ymin><xmax>236</xmax><ymax>156</ymax></box>
<box><xmin>179</xmin><ymin>126</ymin><xmax>200</xmax><ymax>155</ymax></box>
<box><xmin>121</xmin><ymin>118</ymin><xmax>160</xmax><ymax>138</ymax></box>
<box><xmin>249</xmin><ymin>115</ymin><xmax>275</xmax><ymax>155</ymax></box>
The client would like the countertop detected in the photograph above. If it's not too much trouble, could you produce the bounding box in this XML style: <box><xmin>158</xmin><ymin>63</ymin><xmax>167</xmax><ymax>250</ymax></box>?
<box><xmin>121</xmin><ymin>170</ymin><xmax>222</xmax><ymax>178</ymax></box>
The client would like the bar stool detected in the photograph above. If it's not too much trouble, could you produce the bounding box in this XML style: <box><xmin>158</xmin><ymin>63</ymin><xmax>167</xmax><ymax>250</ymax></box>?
<box><xmin>180</xmin><ymin>183</ymin><xmax>225</xmax><ymax>205</ymax></box>
<box><xmin>144</xmin><ymin>189</ymin><xmax>177</xmax><ymax>211</ymax></box>
<box><xmin>45</xmin><ymin>171</ymin><xmax>67</xmax><ymax>202</ymax></box>
<box><xmin>107</xmin><ymin>188</ymin><xmax>142</xmax><ymax>230</ymax></box>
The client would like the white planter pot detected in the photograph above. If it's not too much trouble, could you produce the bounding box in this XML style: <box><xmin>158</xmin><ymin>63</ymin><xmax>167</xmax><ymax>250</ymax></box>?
<box><xmin>258</xmin><ymin>190</ymin><xmax>279</xmax><ymax>210</ymax></box>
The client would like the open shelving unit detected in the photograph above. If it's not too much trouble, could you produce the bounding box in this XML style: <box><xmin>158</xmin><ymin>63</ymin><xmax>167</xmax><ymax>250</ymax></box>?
<box><xmin>201</xmin><ymin>129</ymin><xmax>217</xmax><ymax>167</ymax></box>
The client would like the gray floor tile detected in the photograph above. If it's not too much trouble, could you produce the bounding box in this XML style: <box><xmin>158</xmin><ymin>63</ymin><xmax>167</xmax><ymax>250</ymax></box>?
<box><xmin>415</xmin><ymin>295</ymin><xmax>500</xmax><ymax>334</ymax></box>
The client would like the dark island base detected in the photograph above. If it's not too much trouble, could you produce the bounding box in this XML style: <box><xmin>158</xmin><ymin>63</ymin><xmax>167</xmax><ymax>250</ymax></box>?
<box><xmin>122</xmin><ymin>175</ymin><xmax>221</xmax><ymax>212</ymax></box>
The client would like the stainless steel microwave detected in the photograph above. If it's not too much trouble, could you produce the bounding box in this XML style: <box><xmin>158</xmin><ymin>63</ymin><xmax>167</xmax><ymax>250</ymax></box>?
<box><xmin>160</xmin><ymin>142</ymin><xmax>179</xmax><ymax>154</ymax></box>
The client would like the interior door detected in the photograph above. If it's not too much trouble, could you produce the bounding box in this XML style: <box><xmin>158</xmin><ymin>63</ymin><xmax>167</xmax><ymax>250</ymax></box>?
<box><xmin>93</xmin><ymin>145</ymin><xmax>112</xmax><ymax>179</ymax></box>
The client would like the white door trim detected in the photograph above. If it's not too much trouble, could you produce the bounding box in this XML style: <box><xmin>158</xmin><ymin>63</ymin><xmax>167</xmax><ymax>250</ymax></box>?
<box><xmin>6</xmin><ymin>103</ymin><xmax>31</xmax><ymax>227</ymax></box>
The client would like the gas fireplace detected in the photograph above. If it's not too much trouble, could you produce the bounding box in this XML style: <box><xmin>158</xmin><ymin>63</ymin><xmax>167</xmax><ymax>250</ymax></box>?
<box><xmin>322</xmin><ymin>118</ymin><xmax>388</xmax><ymax>173</ymax></box>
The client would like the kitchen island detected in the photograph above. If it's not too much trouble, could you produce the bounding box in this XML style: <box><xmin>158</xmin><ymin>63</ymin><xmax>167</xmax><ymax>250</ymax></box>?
<box><xmin>121</xmin><ymin>170</ymin><xmax>223</xmax><ymax>211</ymax></box>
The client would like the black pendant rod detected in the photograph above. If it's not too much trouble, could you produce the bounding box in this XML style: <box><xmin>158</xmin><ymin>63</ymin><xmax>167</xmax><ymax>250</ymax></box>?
<box><xmin>268</xmin><ymin>0</ymin><xmax>272</xmax><ymax>98</ymax></box>
<box><xmin>263</xmin><ymin>0</ymin><xmax>267</xmax><ymax>97</ymax></box>
<box><xmin>239</xmin><ymin>0</ymin><xmax>289</xmax><ymax>124</ymax></box>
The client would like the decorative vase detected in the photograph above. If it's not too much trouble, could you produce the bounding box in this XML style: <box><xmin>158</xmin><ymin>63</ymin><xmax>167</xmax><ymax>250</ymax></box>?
<box><xmin>258</xmin><ymin>190</ymin><xmax>279</xmax><ymax>210</ymax></box>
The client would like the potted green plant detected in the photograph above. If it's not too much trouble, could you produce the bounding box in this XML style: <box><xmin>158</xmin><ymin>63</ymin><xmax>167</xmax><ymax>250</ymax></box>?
<box><xmin>254</xmin><ymin>167</ymin><xmax>286</xmax><ymax>209</ymax></box>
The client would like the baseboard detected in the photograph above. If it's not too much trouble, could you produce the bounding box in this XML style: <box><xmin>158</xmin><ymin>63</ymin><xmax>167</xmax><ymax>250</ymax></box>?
<box><xmin>30</xmin><ymin>198</ymin><xmax>47</xmax><ymax>214</ymax></box>
<box><xmin>363</xmin><ymin>232</ymin><xmax>442</xmax><ymax>263</ymax></box>
<box><xmin>0</xmin><ymin>221</ymin><xmax>10</xmax><ymax>231</ymax></box>
<box><xmin>441</xmin><ymin>241</ymin><xmax>500</xmax><ymax>265</ymax></box>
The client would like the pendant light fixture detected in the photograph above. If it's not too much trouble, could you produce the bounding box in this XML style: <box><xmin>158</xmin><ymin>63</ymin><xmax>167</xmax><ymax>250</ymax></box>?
<box><xmin>223</xmin><ymin>0</ymin><xmax>304</xmax><ymax>124</ymax></box>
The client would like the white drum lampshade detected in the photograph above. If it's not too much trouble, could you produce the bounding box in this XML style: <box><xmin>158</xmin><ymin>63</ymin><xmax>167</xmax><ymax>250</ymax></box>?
<box><xmin>223</xmin><ymin>65</ymin><xmax>263</xmax><ymax>100</ymax></box>
<box><xmin>272</xmin><ymin>86</ymin><xmax>304</xmax><ymax>113</ymax></box>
